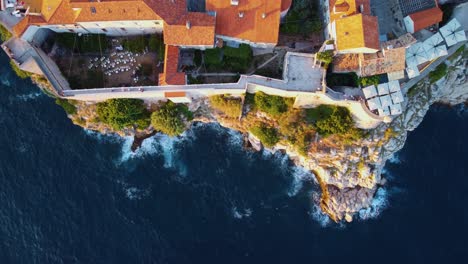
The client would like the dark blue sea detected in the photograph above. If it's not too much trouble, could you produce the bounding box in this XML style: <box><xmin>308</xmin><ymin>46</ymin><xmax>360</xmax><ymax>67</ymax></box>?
<box><xmin>1</xmin><ymin>51</ymin><xmax>467</xmax><ymax>263</ymax></box>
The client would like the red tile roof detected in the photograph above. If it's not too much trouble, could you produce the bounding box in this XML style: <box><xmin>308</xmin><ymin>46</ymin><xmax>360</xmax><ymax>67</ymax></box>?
<box><xmin>206</xmin><ymin>0</ymin><xmax>282</xmax><ymax>44</ymax></box>
<box><xmin>159</xmin><ymin>45</ymin><xmax>186</xmax><ymax>86</ymax></box>
<box><xmin>409</xmin><ymin>6</ymin><xmax>443</xmax><ymax>32</ymax></box>
<box><xmin>164</xmin><ymin>12</ymin><xmax>215</xmax><ymax>46</ymax></box>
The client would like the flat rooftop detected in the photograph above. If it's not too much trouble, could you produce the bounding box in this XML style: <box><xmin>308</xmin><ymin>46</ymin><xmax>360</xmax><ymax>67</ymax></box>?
<box><xmin>398</xmin><ymin>0</ymin><xmax>436</xmax><ymax>16</ymax></box>
<box><xmin>284</xmin><ymin>53</ymin><xmax>323</xmax><ymax>91</ymax></box>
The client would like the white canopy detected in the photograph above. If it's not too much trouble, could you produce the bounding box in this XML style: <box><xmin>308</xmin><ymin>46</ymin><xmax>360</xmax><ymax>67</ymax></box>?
<box><xmin>423</xmin><ymin>32</ymin><xmax>444</xmax><ymax>47</ymax></box>
<box><xmin>406</xmin><ymin>65</ymin><xmax>420</xmax><ymax>79</ymax></box>
<box><xmin>367</xmin><ymin>97</ymin><xmax>381</xmax><ymax>111</ymax></box>
<box><xmin>380</xmin><ymin>94</ymin><xmax>392</xmax><ymax>108</ymax></box>
<box><xmin>377</xmin><ymin>83</ymin><xmax>389</xmax><ymax>95</ymax></box>
<box><xmin>378</xmin><ymin>107</ymin><xmax>391</xmax><ymax>117</ymax></box>
<box><xmin>406</xmin><ymin>43</ymin><xmax>429</xmax><ymax>67</ymax></box>
<box><xmin>440</xmin><ymin>19</ymin><xmax>462</xmax><ymax>38</ymax></box>
<box><xmin>424</xmin><ymin>43</ymin><xmax>448</xmax><ymax>60</ymax></box>
<box><xmin>391</xmin><ymin>90</ymin><xmax>405</xmax><ymax>104</ymax></box>
<box><xmin>388</xmin><ymin>80</ymin><xmax>400</xmax><ymax>93</ymax></box>
<box><xmin>362</xmin><ymin>85</ymin><xmax>378</xmax><ymax>99</ymax></box>
<box><xmin>390</xmin><ymin>103</ymin><xmax>403</xmax><ymax>115</ymax></box>
<box><xmin>444</xmin><ymin>30</ymin><xmax>467</xmax><ymax>47</ymax></box>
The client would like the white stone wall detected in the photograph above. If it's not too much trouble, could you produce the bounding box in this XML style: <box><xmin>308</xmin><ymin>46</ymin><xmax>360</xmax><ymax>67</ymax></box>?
<box><xmin>403</xmin><ymin>16</ymin><xmax>414</xmax><ymax>33</ymax></box>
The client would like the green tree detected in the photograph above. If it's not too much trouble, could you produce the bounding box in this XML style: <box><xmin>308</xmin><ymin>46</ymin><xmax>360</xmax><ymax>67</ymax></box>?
<box><xmin>96</xmin><ymin>98</ymin><xmax>150</xmax><ymax>130</ymax></box>
<box><xmin>55</xmin><ymin>98</ymin><xmax>77</xmax><ymax>115</ymax></box>
<box><xmin>358</xmin><ymin>75</ymin><xmax>380</xmax><ymax>87</ymax></box>
<box><xmin>429</xmin><ymin>63</ymin><xmax>448</xmax><ymax>84</ymax></box>
<box><xmin>150</xmin><ymin>101</ymin><xmax>192</xmax><ymax>136</ymax></box>
<box><xmin>250</xmin><ymin>123</ymin><xmax>280</xmax><ymax>148</ymax></box>
<box><xmin>317</xmin><ymin>50</ymin><xmax>334</xmax><ymax>67</ymax></box>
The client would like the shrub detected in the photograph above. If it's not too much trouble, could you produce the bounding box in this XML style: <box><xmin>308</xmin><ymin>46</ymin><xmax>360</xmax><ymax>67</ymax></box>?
<box><xmin>209</xmin><ymin>95</ymin><xmax>243</xmax><ymax>118</ymax></box>
<box><xmin>55</xmin><ymin>98</ymin><xmax>77</xmax><ymax>115</ymax></box>
<box><xmin>280</xmin><ymin>1</ymin><xmax>322</xmax><ymax>35</ymax></box>
<box><xmin>250</xmin><ymin>123</ymin><xmax>280</xmax><ymax>148</ymax></box>
<box><xmin>253</xmin><ymin>91</ymin><xmax>294</xmax><ymax>117</ymax></box>
<box><xmin>358</xmin><ymin>75</ymin><xmax>380</xmax><ymax>87</ymax></box>
<box><xmin>150</xmin><ymin>101</ymin><xmax>192</xmax><ymax>136</ymax></box>
<box><xmin>429</xmin><ymin>63</ymin><xmax>448</xmax><ymax>84</ymax></box>
<box><xmin>317</xmin><ymin>50</ymin><xmax>334</xmax><ymax>67</ymax></box>
<box><xmin>448</xmin><ymin>45</ymin><xmax>465</xmax><ymax>61</ymax></box>
<box><xmin>122</xmin><ymin>35</ymin><xmax>147</xmax><ymax>53</ymax></box>
<box><xmin>9</xmin><ymin>61</ymin><xmax>32</xmax><ymax>79</ymax></box>
<box><xmin>0</xmin><ymin>24</ymin><xmax>12</xmax><ymax>43</ymax></box>
<box><xmin>96</xmin><ymin>99</ymin><xmax>150</xmax><ymax>130</ymax></box>
<box><xmin>311</xmin><ymin>105</ymin><xmax>363</xmax><ymax>140</ymax></box>
<box><xmin>223</xmin><ymin>44</ymin><xmax>252</xmax><ymax>72</ymax></box>
<box><xmin>205</xmin><ymin>48</ymin><xmax>222</xmax><ymax>67</ymax></box>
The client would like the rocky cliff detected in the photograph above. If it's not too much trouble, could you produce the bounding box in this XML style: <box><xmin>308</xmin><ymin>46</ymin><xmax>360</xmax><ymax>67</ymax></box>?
<box><xmin>63</xmin><ymin>48</ymin><xmax>467</xmax><ymax>223</ymax></box>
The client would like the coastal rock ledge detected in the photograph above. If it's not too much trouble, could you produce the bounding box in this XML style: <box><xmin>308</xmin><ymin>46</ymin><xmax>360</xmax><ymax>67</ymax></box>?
<box><xmin>66</xmin><ymin>51</ymin><xmax>467</xmax><ymax>223</ymax></box>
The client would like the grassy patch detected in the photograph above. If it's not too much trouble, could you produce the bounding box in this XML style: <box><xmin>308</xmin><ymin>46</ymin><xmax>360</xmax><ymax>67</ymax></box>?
<box><xmin>429</xmin><ymin>63</ymin><xmax>448</xmax><ymax>84</ymax></box>
<box><xmin>55</xmin><ymin>98</ymin><xmax>77</xmax><ymax>115</ymax></box>
<box><xmin>0</xmin><ymin>24</ymin><xmax>12</xmax><ymax>43</ymax></box>
<box><xmin>9</xmin><ymin>61</ymin><xmax>32</xmax><ymax>79</ymax></box>
<box><xmin>250</xmin><ymin>123</ymin><xmax>280</xmax><ymax>148</ymax></box>
<box><xmin>150</xmin><ymin>101</ymin><xmax>192</xmax><ymax>136</ymax></box>
<box><xmin>448</xmin><ymin>45</ymin><xmax>465</xmax><ymax>61</ymax></box>
<box><xmin>406</xmin><ymin>84</ymin><xmax>420</xmax><ymax>97</ymax></box>
<box><xmin>251</xmin><ymin>91</ymin><xmax>294</xmax><ymax>117</ymax></box>
<box><xmin>204</xmin><ymin>44</ymin><xmax>253</xmax><ymax>73</ymax></box>
<box><xmin>209</xmin><ymin>94</ymin><xmax>243</xmax><ymax>118</ymax></box>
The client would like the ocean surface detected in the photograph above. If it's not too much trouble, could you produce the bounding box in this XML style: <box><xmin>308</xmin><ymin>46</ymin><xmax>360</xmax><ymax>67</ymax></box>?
<box><xmin>0</xmin><ymin>51</ymin><xmax>467</xmax><ymax>263</ymax></box>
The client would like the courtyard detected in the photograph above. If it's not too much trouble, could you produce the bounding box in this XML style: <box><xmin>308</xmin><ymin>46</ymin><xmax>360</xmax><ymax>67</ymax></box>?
<box><xmin>41</xmin><ymin>32</ymin><xmax>164</xmax><ymax>89</ymax></box>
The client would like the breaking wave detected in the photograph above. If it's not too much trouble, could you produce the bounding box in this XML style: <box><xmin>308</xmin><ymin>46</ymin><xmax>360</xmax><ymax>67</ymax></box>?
<box><xmin>288</xmin><ymin>166</ymin><xmax>316</xmax><ymax>197</ymax></box>
<box><xmin>387</xmin><ymin>153</ymin><xmax>402</xmax><ymax>164</ymax></box>
<box><xmin>15</xmin><ymin>91</ymin><xmax>44</xmax><ymax>101</ymax></box>
<box><xmin>358</xmin><ymin>188</ymin><xmax>389</xmax><ymax>220</ymax></box>
<box><xmin>232</xmin><ymin>207</ymin><xmax>253</xmax><ymax>219</ymax></box>
<box><xmin>309</xmin><ymin>191</ymin><xmax>331</xmax><ymax>227</ymax></box>
<box><xmin>125</xmin><ymin>186</ymin><xmax>151</xmax><ymax>200</ymax></box>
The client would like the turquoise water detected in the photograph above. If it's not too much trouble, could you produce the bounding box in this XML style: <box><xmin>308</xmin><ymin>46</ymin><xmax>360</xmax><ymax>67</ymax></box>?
<box><xmin>0</xmin><ymin>51</ymin><xmax>467</xmax><ymax>263</ymax></box>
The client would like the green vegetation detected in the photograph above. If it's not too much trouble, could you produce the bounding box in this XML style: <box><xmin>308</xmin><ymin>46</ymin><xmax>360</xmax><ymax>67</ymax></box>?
<box><xmin>429</xmin><ymin>63</ymin><xmax>448</xmax><ymax>84</ymax></box>
<box><xmin>96</xmin><ymin>99</ymin><xmax>150</xmax><ymax>130</ymax></box>
<box><xmin>251</xmin><ymin>91</ymin><xmax>294</xmax><ymax>117</ymax></box>
<box><xmin>9</xmin><ymin>61</ymin><xmax>32</xmax><ymax>79</ymax></box>
<box><xmin>280</xmin><ymin>0</ymin><xmax>322</xmax><ymax>35</ymax></box>
<box><xmin>194</xmin><ymin>50</ymin><xmax>202</xmax><ymax>66</ymax></box>
<box><xmin>358</xmin><ymin>75</ymin><xmax>381</xmax><ymax>87</ymax></box>
<box><xmin>204</xmin><ymin>44</ymin><xmax>253</xmax><ymax>72</ymax></box>
<box><xmin>150</xmin><ymin>101</ymin><xmax>193</xmax><ymax>136</ymax></box>
<box><xmin>306</xmin><ymin>105</ymin><xmax>363</xmax><ymax>141</ymax></box>
<box><xmin>449</xmin><ymin>45</ymin><xmax>465</xmax><ymax>61</ymax></box>
<box><xmin>0</xmin><ymin>24</ymin><xmax>12</xmax><ymax>43</ymax></box>
<box><xmin>406</xmin><ymin>84</ymin><xmax>420</xmax><ymax>97</ymax></box>
<box><xmin>55</xmin><ymin>99</ymin><xmax>77</xmax><ymax>115</ymax></box>
<box><xmin>250</xmin><ymin>123</ymin><xmax>280</xmax><ymax>148</ymax></box>
<box><xmin>209</xmin><ymin>95</ymin><xmax>243</xmax><ymax>118</ymax></box>
<box><xmin>326</xmin><ymin>72</ymin><xmax>358</xmax><ymax>87</ymax></box>
<box><xmin>316</xmin><ymin>50</ymin><xmax>334</xmax><ymax>67</ymax></box>
<box><xmin>277</xmin><ymin>110</ymin><xmax>314</xmax><ymax>156</ymax></box>
<box><xmin>122</xmin><ymin>35</ymin><xmax>164</xmax><ymax>60</ymax></box>
<box><xmin>55</xmin><ymin>33</ymin><xmax>110</xmax><ymax>53</ymax></box>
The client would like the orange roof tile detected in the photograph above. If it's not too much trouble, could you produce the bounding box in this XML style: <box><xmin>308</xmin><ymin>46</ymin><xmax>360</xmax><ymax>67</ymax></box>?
<box><xmin>409</xmin><ymin>7</ymin><xmax>443</xmax><ymax>32</ymax></box>
<box><xmin>335</xmin><ymin>13</ymin><xmax>379</xmax><ymax>52</ymax></box>
<box><xmin>159</xmin><ymin>45</ymin><xmax>186</xmax><ymax>86</ymax></box>
<box><xmin>164</xmin><ymin>12</ymin><xmax>215</xmax><ymax>46</ymax></box>
<box><xmin>206</xmin><ymin>0</ymin><xmax>282</xmax><ymax>44</ymax></box>
<box><xmin>360</xmin><ymin>47</ymin><xmax>406</xmax><ymax>76</ymax></box>
<box><xmin>68</xmin><ymin>1</ymin><xmax>162</xmax><ymax>22</ymax></box>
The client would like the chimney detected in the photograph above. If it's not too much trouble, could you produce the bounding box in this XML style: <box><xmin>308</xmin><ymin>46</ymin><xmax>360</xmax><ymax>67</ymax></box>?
<box><xmin>186</xmin><ymin>21</ymin><xmax>191</xmax><ymax>29</ymax></box>
<box><xmin>231</xmin><ymin>0</ymin><xmax>239</xmax><ymax>6</ymax></box>
<box><xmin>238</xmin><ymin>11</ymin><xmax>244</xmax><ymax>18</ymax></box>
<box><xmin>262</xmin><ymin>13</ymin><xmax>266</xmax><ymax>19</ymax></box>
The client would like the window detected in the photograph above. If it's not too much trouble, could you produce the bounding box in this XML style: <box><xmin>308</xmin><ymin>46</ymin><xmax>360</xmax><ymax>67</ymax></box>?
<box><xmin>101</xmin><ymin>28</ymin><xmax>107</xmax><ymax>32</ymax></box>
<box><xmin>90</xmin><ymin>7</ymin><xmax>96</xmax><ymax>14</ymax></box>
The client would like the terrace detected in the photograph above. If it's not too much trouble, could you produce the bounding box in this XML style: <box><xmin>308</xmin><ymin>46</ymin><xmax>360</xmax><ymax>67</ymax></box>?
<box><xmin>398</xmin><ymin>0</ymin><xmax>436</xmax><ymax>16</ymax></box>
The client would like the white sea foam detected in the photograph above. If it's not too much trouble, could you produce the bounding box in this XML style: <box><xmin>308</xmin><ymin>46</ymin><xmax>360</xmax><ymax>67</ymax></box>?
<box><xmin>232</xmin><ymin>207</ymin><xmax>253</xmax><ymax>219</ymax></box>
<box><xmin>288</xmin><ymin>166</ymin><xmax>316</xmax><ymax>197</ymax></box>
<box><xmin>125</xmin><ymin>186</ymin><xmax>150</xmax><ymax>200</ymax></box>
<box><xmin>387</xmin><ymin>153</ymin><xmax>402</xmax><ymax>164</ymax></box>
<box><xmin>358</xmin><ymin>187</ymin><xmax>389</xmax><ymax>220</ymax></box>
<box><xmin>1</xmin><ymin>77</ymin><xmax>10</xmax><ymax>87</ymax></box>
<box><xmin>16</xmin><ymin>91</ymin><xmax>43</xmax><ymax>101</ymax></box>
<box><xmin>309</xmin><ymin>192</ymin><xmax>331</xmax><ymax>227</ymax></box>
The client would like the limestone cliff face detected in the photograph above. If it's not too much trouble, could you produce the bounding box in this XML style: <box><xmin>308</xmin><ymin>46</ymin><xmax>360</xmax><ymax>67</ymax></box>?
<box><xmin>63</xmin><ymin>50</ymin><xmax>467</xmax><ymax>223</ymax></box>
<box><xmin>313</xmin><ymin>49</ymin><xmax>468</xmax><ymax>222</ymax></box>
